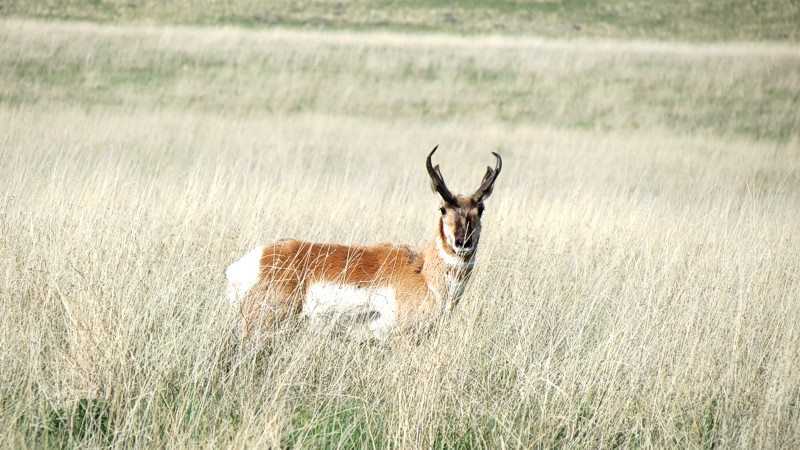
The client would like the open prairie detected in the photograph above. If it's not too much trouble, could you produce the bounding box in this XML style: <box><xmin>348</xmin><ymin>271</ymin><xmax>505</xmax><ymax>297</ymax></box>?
<box><xmin>1</xmin><ymin>16</ymin><xmax>800</xmax><ymax>448</ymax></box>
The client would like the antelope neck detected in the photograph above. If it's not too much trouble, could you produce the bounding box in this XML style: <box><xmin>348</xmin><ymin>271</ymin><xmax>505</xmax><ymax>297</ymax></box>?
<box><xmin>434</xmin><ymin>236</ymin><xmax>474</xmax><ymax>271</ymax></box>
<box><xmin>425</xmin><ymin>221</ymin><xmax>473</xmax><ymax>280</ymax></box>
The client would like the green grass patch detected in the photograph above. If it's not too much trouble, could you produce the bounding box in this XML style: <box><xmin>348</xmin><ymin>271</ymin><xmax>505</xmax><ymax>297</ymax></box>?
<box><xmin>44</xmin><ymin>398</ymin><xmax>113</xmax><ymax>446</ymax></box>
<box><xmin>2</xmin><ymin>0</ymin><xmax>799</xmax><ymax>41</ymax></box>
<box><xmin>2</xmin><ymin>20</ymin><xmax>798</xmax><ymax>141</ymax></box>
<box><xmin>286</xmin><ymin>401</ymin><xmax>387</xmax><ymax>449</ymax></box>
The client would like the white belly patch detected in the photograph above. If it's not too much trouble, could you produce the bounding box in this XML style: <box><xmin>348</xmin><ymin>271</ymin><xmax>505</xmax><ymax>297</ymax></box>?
<box><xmin>302</xmin><ymin>282</ymin><xmax>398</xmax><ymax>341</ymax></box>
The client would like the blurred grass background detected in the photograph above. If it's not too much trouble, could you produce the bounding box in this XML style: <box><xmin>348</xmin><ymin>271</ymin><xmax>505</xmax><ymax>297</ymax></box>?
<box><xmin>3</xmin><ymin>20</ymin><xmax>799</xmax><ymax>142</ymax></box>
<box><xmin>2</xmin><ymin>0</ymin><xmax>799</xmax><ymax>41</ymax></box>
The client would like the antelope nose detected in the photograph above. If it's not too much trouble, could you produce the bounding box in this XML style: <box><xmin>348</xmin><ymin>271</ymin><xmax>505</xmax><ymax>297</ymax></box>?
<box><xmin>455</xmin><ymin>237</ymin><xmax>472</xmax><ymax>248</ymax></box>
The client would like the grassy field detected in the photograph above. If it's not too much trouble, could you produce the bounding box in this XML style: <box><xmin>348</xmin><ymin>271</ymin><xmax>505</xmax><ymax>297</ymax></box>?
<box><xmin>2</xmin><ymin>14</ymin><xmax>800</xmax><ymax>450</ymax></box>
<box><xmin>2</xmin><ymin>0</ymin><xmax>800</xmax><ymax>41</ymax></box>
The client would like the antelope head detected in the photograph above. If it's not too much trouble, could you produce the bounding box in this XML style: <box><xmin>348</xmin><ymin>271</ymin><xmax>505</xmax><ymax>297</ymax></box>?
<box><xmin>427</xmin><ymin>146</ymin><xmax>502</xmax><ymax>257</ymax></box>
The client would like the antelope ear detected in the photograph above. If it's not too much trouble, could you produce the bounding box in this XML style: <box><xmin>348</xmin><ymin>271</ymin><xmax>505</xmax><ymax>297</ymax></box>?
<box><xmin>475</xmin><ymin>166</ymin><xmax>496</xmax><ymax>200</ymax></box>
<box><xmin>426</xmin><ymin>146</ymin><xmax>458</xmax><ymax>205</ymax></box>
<box><xmin>429</xmin><ymin>165</ymin><xmax>444</xmax><ymax>193</ymax></box>
<box><xmin>472</xmin><ymin>151</ymin><xmax>502</xmax><ymax>201</ymax></box>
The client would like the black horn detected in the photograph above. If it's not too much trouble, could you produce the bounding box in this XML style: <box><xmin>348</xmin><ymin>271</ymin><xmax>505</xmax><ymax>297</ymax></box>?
<box><xmin>426</xmin><ymin>146</ymin><xmax>457</xmax><ymax>206</ymax></box>
<box><xmin>472</xmin><ymin>151</ymin><xmax>502</xmax><ymax>201</ymax></box>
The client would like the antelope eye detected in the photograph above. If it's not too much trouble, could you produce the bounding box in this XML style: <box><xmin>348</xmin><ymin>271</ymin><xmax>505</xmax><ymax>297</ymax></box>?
<box><xmin>477</xmin><ymin>205</ymin><xmax>485</xmax><ymax>215</ymax></box>
<box><xmin>439</xmin><ymin>207</ymin><xmax>446</xmax><ymax>215</ymax></box>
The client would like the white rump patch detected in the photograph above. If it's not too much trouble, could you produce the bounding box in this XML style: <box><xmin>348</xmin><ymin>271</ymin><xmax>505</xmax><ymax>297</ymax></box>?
<box><xmin>225</xmin><ymin>246</ymin><xmax>265</xmax><ymax>305</ymax></box>
<box><xmin>302</xmin><ymin>282</ymin><xmax>398</xmax><ymax>341</ymax></box>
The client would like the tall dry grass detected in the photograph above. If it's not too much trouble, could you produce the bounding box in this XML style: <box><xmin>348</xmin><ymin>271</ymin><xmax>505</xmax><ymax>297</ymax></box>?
<box><xmin>1</xmin><ymin>19</ymin><xmax>799</xmax><ymax>448</ymax></box>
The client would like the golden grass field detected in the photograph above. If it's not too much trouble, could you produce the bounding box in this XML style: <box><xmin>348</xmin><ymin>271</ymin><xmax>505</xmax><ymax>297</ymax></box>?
<box><xmin>1</xmin><ymin>16</ymin><xmax>800</xmax><ymax>448</ymax></box>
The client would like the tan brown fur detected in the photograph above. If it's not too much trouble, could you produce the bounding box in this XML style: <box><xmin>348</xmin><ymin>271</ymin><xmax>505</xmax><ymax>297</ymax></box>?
<box><xmin>240</xmin><ymin>224</ymin><xmax>468</xmax><ymax>339</ymax></box>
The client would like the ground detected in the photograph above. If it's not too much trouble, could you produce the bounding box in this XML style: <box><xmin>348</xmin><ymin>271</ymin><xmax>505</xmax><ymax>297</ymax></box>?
<box><xmin>1</xmin><ymin>2</ymin><xmax>799</xmax><ymax>448</ymax></box>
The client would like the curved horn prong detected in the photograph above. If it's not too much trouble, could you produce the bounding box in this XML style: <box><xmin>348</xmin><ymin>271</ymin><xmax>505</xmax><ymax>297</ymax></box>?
<box><xmin>426</xmin><ymin>146</ymin><xmax>458</xmax><ymax>206</ymax></box>
<box><xmin>472</xmin><ymin>151</ymin><xmax>502</xmax><ymax>201</ymax></box>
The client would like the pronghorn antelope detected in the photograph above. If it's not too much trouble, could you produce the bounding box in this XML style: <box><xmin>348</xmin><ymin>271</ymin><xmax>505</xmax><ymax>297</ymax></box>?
<box><xmin>226</xmin><ymin>146</ymin><xmax>501</xmax><ymax>342</ymax></box>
